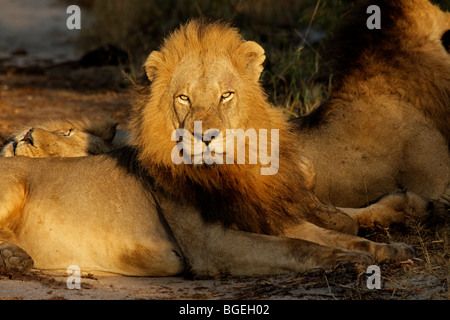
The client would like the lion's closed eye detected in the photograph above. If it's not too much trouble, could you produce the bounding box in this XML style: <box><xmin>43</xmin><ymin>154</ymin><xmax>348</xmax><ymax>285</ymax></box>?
<box><xmin>52</xmin><ymin>128</ymin><xmax>74</xmax><ymax>137</ymax></box>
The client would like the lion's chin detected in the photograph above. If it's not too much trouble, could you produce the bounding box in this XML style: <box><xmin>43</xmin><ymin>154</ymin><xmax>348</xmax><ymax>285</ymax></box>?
<box><xmin>182</xmin><ymin>152</ymin><xmax>226</xmax><ymax>166</ymax></box>
<box><xmin>191</xmin><ymin>162</ymin><xmax>220</xmax><ymax>169</ymax></box>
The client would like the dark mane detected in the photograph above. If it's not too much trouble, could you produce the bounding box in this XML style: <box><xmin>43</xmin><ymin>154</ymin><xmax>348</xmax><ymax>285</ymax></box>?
<box><xmin>323</xmin><ymin>0</ymin><xmax>405</xmax><ymax>84</ymax></box>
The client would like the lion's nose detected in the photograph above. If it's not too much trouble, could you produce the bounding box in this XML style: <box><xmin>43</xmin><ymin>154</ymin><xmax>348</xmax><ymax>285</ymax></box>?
<box><xmin>21</xmin><ymin>128</ymin><xmax>35</xmax><ymax>146</ymax></box>
<box><xmin>203</xmin><ymin>129</ymin><xmax>221</xmax><ymax>146</ymax></box>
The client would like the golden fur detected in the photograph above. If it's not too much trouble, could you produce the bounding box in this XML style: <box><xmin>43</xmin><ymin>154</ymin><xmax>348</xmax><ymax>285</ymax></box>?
<box><xmin>292</xmin><ymin>0</ymin><xmax>449</xmax><ymax>209</ymax></box>
<box><xmin>0</xmin><ymin>19</ymin><xmax>417</xmax><ymax>277</ymax></box>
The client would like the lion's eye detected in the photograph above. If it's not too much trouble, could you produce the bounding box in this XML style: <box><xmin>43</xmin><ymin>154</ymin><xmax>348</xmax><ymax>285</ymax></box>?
<box><xmin>221</xmin><ymin>91</ymin><xmax>234</xmax><ymax>103</ymax></box>
<box><xmin>64</xmin><ymin>129</ymin><xmax>74</xmax><ymax>137</ymax></box>
<box><xmin>177</xmin><ymin>95</ymin><xmax>190</xmax><ymax>105</ymax></box>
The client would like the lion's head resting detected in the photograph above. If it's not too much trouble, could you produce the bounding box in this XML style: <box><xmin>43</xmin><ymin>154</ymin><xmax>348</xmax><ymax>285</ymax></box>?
<box><xmin>0</xmin><ymin>117</ymin><xmax>130</xmax><ymax>158</ymax></box>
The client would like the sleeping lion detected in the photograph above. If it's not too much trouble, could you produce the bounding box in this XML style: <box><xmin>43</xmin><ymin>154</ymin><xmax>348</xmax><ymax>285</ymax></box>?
<box><xmin>0</xmin><ymin>117</ymin><xmax>129</xmax><ymax>158</ymax></box>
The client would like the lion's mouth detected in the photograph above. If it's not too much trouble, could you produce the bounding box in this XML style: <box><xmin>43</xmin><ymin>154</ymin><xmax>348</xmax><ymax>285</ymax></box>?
<box><xmin>180</xmin><ymin>141</ymin><xmax>226</xmax><ymax>160</ymax></box>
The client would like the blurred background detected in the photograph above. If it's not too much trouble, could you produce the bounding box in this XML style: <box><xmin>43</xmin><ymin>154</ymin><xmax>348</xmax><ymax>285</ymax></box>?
<box><xmin>0</xmin><ymin>0</ymin><xmax>449</xmax><ymax>118</ymax></box>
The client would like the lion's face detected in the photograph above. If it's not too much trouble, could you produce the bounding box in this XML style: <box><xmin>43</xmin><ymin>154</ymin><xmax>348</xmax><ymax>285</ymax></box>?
<box><xmin>165</xmin><ymin>55</ymin><xmax>245</xmax><ymax>162</ymax></box>
<box><xmin>130</xmin><ymin>20</ymin><xmax>318</xmax><ymax>234</ymax></box>
<box><xmin>0</xmin><ymin>118</ymin><xmax>121</xmax><ymax>158</ymax></box>
<box><xmin>135</xmin><ymin>21</ymin><xmax>285</xmax><ymax>168</ymax></box>
<box><xmin>169</xmin><ymin>56</ymin><xmax>241</xmax><ymax>133</ymax></box>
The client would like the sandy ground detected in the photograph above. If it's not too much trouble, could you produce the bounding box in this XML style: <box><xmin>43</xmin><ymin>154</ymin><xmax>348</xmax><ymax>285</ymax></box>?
<box><xmin>0</xmin><ymin>268</ymin><xmax>366</xmax><ymax>300</ymax></box>
<box><xmin>1</xmin><ymin>262</ymin><xmax>446</xmax><ymax>300</ymax></box>
<box><xmin>0</xmin><ymin>73</ymin><xmax>130</xmax><ymax>138</ymax></box>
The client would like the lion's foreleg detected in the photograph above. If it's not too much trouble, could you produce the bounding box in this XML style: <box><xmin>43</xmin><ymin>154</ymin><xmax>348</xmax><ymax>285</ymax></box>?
<box><xmin>284</xmin><ymin>221</ymin><xmax>414</xmax><ymax>263</ymax></box>
<box><xmin>308</xmin><ymin>200</ymin><xmax>359</xmax><ymax>235</ymax></box>
<box><xmin>339</xmin><ymin>191</ymin><xmax>430</xmax><ymax>228</ymax></box>
<box><xmin>162</xmin><ymin>205</ymin><xmax>373</xmax><ymax>277</ymax></box>
<box><xmin>184</xmin><ymin>225</ymin><xmax>374</xmax><ymax>277</ymax></box>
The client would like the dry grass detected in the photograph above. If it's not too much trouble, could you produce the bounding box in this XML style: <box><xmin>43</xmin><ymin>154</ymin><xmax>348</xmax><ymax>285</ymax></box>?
<box><xmin>72</xmin><ymin>0</ymin><xmax>347</xmax><ymax>116</ymax></box>
<box><xmin>358</xmin><ymin>213</ymin><xmax>449</xmax><ymax>299</ymax></box>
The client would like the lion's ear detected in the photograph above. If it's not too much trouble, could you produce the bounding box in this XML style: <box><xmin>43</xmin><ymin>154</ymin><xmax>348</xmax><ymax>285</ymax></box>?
<box><xmin>104</xmin><ymin>121</ymin><xmax>119</xmax><ymax>142</ymax></box>
<box><xmin>239</xmin><ymin>41</ymin><xmax>266</xmax><ymax>80</ymax></box>
<box><xmin>144</xmin><ymin>50</ymin><xmax>163</xmax><ymax>82</ymax></box>
<box><xmin>83</xmin><ymin>117</ymin><xmax>119</xmax><ymax>142</ymax></box>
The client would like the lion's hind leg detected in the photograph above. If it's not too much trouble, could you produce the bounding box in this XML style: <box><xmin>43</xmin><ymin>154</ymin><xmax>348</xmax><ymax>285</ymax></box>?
<box><xmin>438</xmin><ymin>187</ymin><xmax>450</xmax><ymax>207</ymax></box>
<box><xmin>339</xmin><ymin>192</ymin><xmax>430</xmax><ymax>229</ymax></box>
<box><xmin>0</xmin><ymin>171</ymin><xmax>33</xmax><ymax>272</ymax></box>
<box><xmin>284</xmin><ymin>221</ymin><xmax>415</xmax><ymax>264</ymax></box>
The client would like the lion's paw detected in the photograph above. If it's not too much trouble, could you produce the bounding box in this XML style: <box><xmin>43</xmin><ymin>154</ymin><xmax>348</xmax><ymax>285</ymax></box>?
<box><xmin>0</xmin><ymin>243</ymin><xmax>34</xmax><ymax>272</ymax></box>
<box><xmin>375</xmin><ymin>242</ymin><xmax>415</xmax><ymax>263</ymax></box>
<box><xmin>357</xmin><ymin>191</ymin><xmax>431</xmax><ymax>228</ymax></box>
<box><xmin>333</xmin><ymin>249</ymin><xmax>374</xmax><ymax>270</ymax></box>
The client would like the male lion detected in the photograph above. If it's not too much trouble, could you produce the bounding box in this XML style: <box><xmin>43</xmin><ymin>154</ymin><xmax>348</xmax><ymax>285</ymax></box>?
<box><xmin>291</xmin><ymin>0</ymin><xmax>450</xmax><ymax>213</ymax></box>
<box><xmin>0</xmin><ymin>20</ymin><xmax>414</xmax><ymax>277</ymax></box>
<box><xmin>0</xmin><ymin>117</ymin><xmax>130</xmax><ymax>158</ymax></box>
<box><xmin>5</xmin><ymin>1</ymin><xmax>442</xmax><ymax>230</ymax></box>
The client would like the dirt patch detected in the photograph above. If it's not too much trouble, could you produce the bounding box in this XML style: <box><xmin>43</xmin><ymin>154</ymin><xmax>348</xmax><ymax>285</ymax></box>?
<box><xmin>0</xmin><ymin>72</ymin><xmax>130</xmax><ymax>141</ymax></box>
<box><xmin>0</xmin><ymin>261</ymin><xmax>447</xmax><ymax>300</ymax></box>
